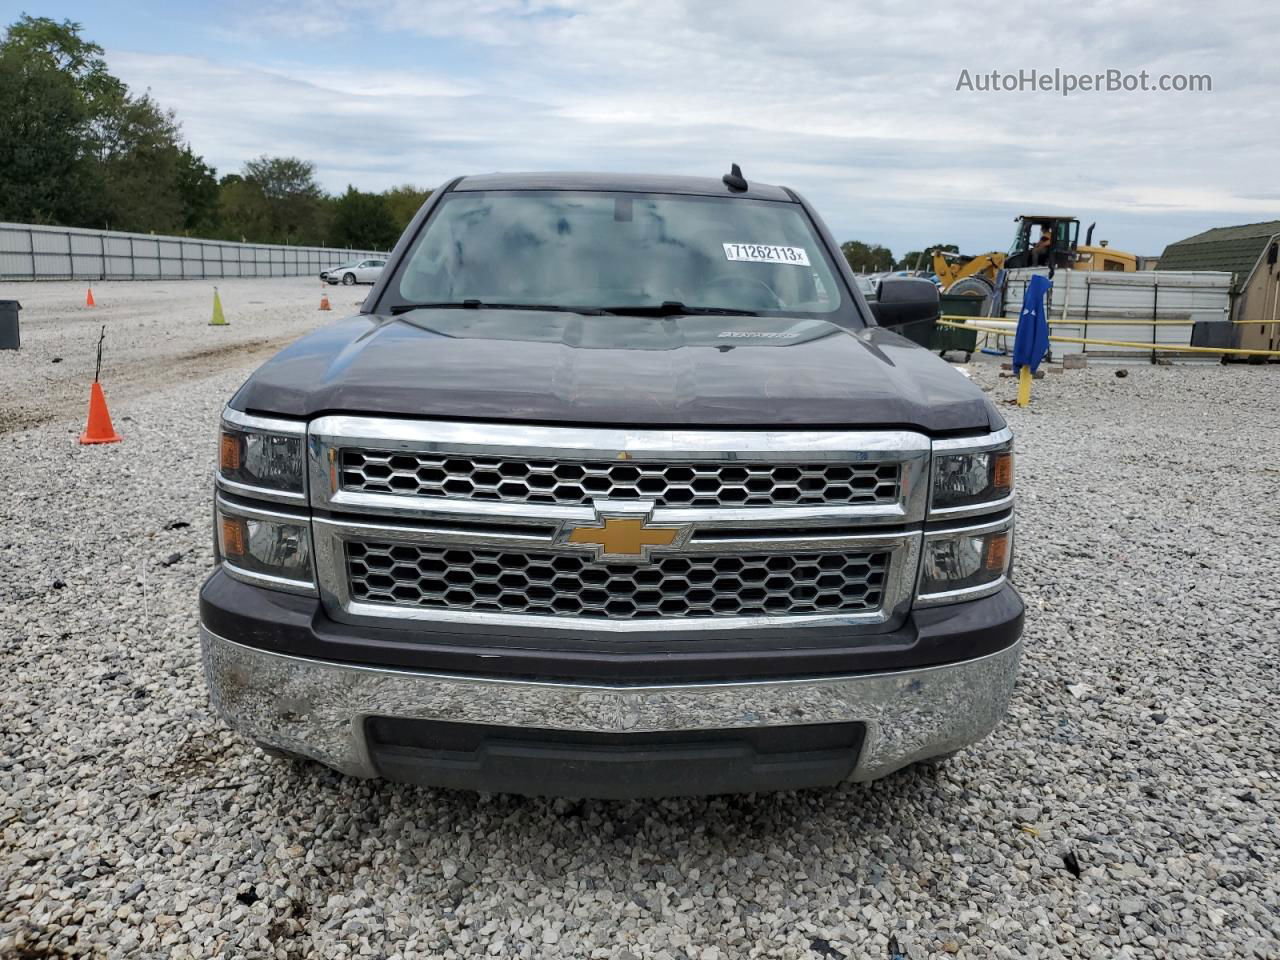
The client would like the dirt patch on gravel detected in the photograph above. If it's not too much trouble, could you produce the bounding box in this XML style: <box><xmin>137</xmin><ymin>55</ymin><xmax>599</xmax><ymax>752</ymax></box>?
<box><xmin>0</xmin><ymin>333</ymin><xmax>299</xmax><ymax>437</ymax></box>
<box><xmin>0</xmin><ymin>276</ymin><xmax>339</xmax><ymax>438</ymax></box>
<box><xmin>0</xmin><ymin>403</ymin><xmax>52</xmax><ymax>436</ymax></box>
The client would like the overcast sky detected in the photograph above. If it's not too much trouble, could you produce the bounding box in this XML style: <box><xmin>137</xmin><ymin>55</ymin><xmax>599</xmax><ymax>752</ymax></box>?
<box><xmin>8</xmin><ymin>0</ymin><xmax>1279</xmax><ymax>256</ymax></box>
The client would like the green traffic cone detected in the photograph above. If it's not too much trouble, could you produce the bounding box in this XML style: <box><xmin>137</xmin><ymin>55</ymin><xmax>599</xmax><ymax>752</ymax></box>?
<box><xmin>210</xmin><ymin>287</ymin><xmax>228</xmax><ymax>326</ymax></box>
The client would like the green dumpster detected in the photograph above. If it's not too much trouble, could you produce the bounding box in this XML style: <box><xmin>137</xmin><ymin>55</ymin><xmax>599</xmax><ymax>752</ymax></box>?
<box><xmin>890</xmin><ymin>315</ymin><xmax>937</xmax><ymax>350</ymax></box>
<box><xmin>935</xmin><ymin>293</ymin><xmax>981</xmax><ymax>360</ymax></box>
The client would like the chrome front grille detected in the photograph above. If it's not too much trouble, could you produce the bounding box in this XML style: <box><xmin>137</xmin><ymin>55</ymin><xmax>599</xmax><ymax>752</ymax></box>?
<box><xmin>346</xmin><ymin>540</ymin><xmax>889</xmax><ymax>621</ymax></box>
<box><xmin>308</xmin><ymin>417</ymin><xmax>931</xmax><ymax>632</ymax></box>
<box><xmin>339</xmin><ymin>450</ymin><xmax>900</xmax><ymax>508</ymax></box>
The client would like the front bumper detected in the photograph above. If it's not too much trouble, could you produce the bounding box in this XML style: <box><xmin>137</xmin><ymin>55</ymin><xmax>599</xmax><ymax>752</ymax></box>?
<box><xmin>201</xmin><ymin>625</ymin><xmax>1022</xmax><ymax>796</ymax></box>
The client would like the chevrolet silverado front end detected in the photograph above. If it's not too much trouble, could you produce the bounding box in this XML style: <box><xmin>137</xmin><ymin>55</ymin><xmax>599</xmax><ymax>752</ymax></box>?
<box><xmin>201</xmin><ymin>171</ymin><xmax>1023</xmax><ymax>798</ymax></box>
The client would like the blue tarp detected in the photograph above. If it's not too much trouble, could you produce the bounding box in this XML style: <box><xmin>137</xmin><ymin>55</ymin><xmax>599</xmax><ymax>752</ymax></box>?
<box><xmin>1012</xmin><ymin>273</ymin><xmax>1051</xmax><ymax>374</ymax></box>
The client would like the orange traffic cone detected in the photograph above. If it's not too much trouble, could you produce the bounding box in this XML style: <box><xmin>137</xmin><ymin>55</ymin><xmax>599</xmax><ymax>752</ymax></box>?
<box><xmin>86</xmin><ymin>288</ymin><xmax>96</xmax><ymax>307</ymax></box>
<box><xmin>80</xmin><ymin>381</ymin><xmax>122</xmax><ymax>444</ymax></box>
<box><xmin>80</xmin><ymin>325</ymin><xmax>121</xmax><ymax>445</ymax></box>
<box><xmin>319</xmin><ymin>291</ymin><xmax>331</xmax><ymax>311</ymax></box>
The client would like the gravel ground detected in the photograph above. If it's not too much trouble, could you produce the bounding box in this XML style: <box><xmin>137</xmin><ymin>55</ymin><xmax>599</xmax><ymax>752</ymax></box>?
<box><xmin>2</xmin><ymin>288</ymin><xmax>1278</xmax><ymax>959</ymax></box>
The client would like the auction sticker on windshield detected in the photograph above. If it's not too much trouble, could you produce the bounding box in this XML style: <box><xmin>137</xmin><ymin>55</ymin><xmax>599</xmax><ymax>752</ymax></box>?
<box><xmin>723</xmin><ymin>243</ymin><xmax>811</xmax><ymax>266</ymax></box>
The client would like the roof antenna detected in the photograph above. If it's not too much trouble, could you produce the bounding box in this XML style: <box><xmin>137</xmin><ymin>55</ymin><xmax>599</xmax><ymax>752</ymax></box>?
<box><xmin>722</xmin><ymin>163</ymin><xmax>748</xmax><ymax>192</ymax></box>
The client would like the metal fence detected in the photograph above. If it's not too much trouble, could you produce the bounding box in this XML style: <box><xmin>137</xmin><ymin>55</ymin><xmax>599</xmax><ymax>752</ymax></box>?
<box><xmin>997</xmin><ymin>267</ymin><xmax>1232</xmax><ymax>358</ymax></box>
<box><xmin>0</xmin><ymin>221</ymin><xmax>388</xmax><ymax>281</ymax></box>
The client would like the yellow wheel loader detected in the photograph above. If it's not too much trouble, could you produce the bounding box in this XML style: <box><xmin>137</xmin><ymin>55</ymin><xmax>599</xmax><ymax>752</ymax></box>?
<box><xmin>934</xmin><ymin>216</ymin><xmax>1137</xmax><ymax>310</ymax></box>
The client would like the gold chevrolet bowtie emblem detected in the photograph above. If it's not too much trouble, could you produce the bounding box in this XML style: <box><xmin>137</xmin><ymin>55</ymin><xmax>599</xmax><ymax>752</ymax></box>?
<box><xmin>567</xmin><ymin>517</ymin><xmax>681</xmax><ymax>560</ymax></box>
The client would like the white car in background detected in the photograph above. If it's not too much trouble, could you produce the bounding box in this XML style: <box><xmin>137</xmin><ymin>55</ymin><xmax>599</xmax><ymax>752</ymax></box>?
<box><xmin>854</xmin><ymin>274</ymin><xmax>879</xmax><ymax>300</ymax></box>
<box><xmin>321</xmin><ymin>258</ymin><xmax>387</xmax><ymax>285</ymax></box>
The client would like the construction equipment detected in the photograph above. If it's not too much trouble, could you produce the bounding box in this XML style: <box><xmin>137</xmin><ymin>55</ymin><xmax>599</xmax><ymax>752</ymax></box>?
<box><xmin>933</xmin><ymin>216</ymin><xmax>1138</xmax><ymax>311</ymax></box>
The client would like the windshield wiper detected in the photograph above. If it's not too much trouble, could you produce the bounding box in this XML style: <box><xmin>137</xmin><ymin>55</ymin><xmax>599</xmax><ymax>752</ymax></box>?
<box><xmin>389</xmin><ymin>300</ymin><xmax>602</xmax><ymax>315</ymax></box>
<box><xmin>389</xmin><ymin>299</ymin><xmax>759</xmax><ymax>318</ymax></box>
<box><xmin>598</xmin><ymin>301</ymin><xmax>758</xmax><ymax>317</ymax></box>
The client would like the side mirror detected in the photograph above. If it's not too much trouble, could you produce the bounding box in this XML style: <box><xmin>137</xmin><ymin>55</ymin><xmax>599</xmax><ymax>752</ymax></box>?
<box><xmin>869</xmin><ymin>277</ymin><xmax>939</xmax><ymax>349</ymax></box>
<box><xmin>870</xmin><ymin>277</ymin><xmax>940</xmax><ymax>327</ymax></box>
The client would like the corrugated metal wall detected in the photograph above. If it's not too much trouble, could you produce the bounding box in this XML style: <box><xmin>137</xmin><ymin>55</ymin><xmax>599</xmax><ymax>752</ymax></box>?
<box><xmin>0</xmin><ymin>222</ymin><xmax>387</xmax><ymax>281</ymax></box>
<box><xmin>1000</xmin><ymin>268</ymin><xmax>1232</xmax><ymax>357</ymax></box>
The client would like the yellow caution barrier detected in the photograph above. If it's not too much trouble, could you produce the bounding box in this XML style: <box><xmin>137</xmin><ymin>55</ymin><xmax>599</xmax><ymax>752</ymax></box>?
<box><xmin>938</xmin><ymin>317</ymin><xmax>1280</xmax><ymax>358</ymax></box>
<box><xmin>1011</xmin><ymin>319</ymin><xmax>1249</xmax><ymax>326</ymax></box>
<box><xmin>941</xmin><ymin>318</ymin><xmax>1275</xmax><ymax>326</ymax></box>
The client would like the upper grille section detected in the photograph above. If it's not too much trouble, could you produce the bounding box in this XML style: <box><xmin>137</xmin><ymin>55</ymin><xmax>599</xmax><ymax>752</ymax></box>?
<box><xmin>339</xmin><ymin>451</ymin><xmax>901</xmax><ymax>508</ymax></box>
<box><xmin>346</xmin><ymin>541</ymin><xmax>889</xmax><ymax>621</ymax></box>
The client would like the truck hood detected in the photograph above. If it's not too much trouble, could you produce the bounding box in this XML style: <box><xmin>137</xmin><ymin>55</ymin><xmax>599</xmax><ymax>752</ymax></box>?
<box><xmin>230</xmin><ymin>309</ymin><xmax>1001</xmax><ymax>434</ymax></box>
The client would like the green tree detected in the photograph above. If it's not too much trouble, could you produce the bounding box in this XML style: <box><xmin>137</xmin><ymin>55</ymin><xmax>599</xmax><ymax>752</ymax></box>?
<box><xmin>241</xmin><ymin>155</ymin><xmax>328</xmax><ymax>244</ymax></box>
<box><xmin>0</xmin><ymin>37</ymin><xmax>99</xmax><ymax>223</ymax></box>
<box><xmin>3</xmin><ymin>15</ymin><xmax>139</xmax><ymax>227</ymax></box>
<box><xmin>217</xmin><ymin>176</ymin><xmax>272</xmax><ymax>242</ymax></box>
<box><xmin>176</xmin><ymin>147</ymin><xmax>219</xmax><ymax>233</ymax></box>
<box><xmin>383</xmin><ymin>184</ymin><xmax>432</xmax><ymax>234</ymax></box>
<box><xmin>0</xmin><ymin>14</ymin><xmax>208</xmax><ymax>234</ymax></box>
<box><xmin>94</xmin><ymin>91</ymin><xmax>186</xmax><ymax>232</ymax></box>
<box><xmin>332</xmin><ymin>186</ymin><xmax>399</xmax><ymax>250</ymax></box>
<box><xmin>840</xmin><ymin>240</ymin><xmax>895</xmax><ymax>273</ymax></box>
<box><xmin>2</xmin><ymin>14</ymin><xmax>122</xmax><ymax>114</ymax></box>
<box><xmin>243</xmin><ymin>155</ymin><xmax>319</xmax><ymax>201</ymax></box>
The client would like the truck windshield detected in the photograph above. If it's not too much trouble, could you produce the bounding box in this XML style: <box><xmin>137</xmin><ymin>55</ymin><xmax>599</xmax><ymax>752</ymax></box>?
<box><xmin>393</xmin><ymin>191</ymin><xmax>847</xmax><ymax>318</ymax></box>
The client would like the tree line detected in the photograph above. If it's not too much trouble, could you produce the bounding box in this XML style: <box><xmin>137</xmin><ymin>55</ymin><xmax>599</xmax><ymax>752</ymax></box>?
<box><xmin>839</xmin><ymin>240</ymin><xmax>960</xmax><ymax>274</ymax></box>
<box><xmin>0</xmin><ymin>15</ymin><xmax>427</xmax><ymax>250</ymax></box>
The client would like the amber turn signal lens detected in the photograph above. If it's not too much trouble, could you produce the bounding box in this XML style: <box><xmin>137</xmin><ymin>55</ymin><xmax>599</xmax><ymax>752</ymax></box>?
<box><xmin>984</xmin><ymin>531</ymin><xmax>1010</xmax><ymax>572</ymax></box>
<box><xmin>219</xmin><ymin>431</ymin><xmax>241</xmax><ymax>472</ymax></box>
<box><xmin>221</xmin><ymin>516</ymin><xmax>247</xmax><ymax>558</ymax></box>
<box><xmin>992</xmin><ymin>451</ymin><xmax>1013</xmax><ymax>494</ymax></box>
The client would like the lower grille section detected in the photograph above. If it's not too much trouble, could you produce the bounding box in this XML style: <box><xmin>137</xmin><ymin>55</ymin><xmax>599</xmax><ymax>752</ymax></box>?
<box><xmin>346</xmin><ymin>541</ymin><xmax>889</xmax><ymax>621</ymax></box>
<box><xmin>363</xmin><ymin>718</ymin><xmax>866</xmax><ymax>798</ymax></box>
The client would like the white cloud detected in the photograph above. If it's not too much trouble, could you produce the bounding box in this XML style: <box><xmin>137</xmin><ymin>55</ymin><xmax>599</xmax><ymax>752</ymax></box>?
<box><xmin>107</xmin><ymin>0</ymin><xmax>1280</xmax><ymax>255</ymax></box>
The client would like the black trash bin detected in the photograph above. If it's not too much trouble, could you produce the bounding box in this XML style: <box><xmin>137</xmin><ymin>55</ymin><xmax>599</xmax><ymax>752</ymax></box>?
<box><xmin>0</xmin><ymin>300</ymin><xmax>20</xmax><ymax>350</ymax></box>
<box><xmin>936</xmin><ymin>293</ymin><xmax>981</xmax><ymax>360</ymax></box>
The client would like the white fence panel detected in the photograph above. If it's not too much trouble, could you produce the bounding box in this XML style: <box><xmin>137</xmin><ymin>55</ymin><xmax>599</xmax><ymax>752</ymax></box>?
<box><xmin>1000</xmin><ymin>268</ymin><xmax>1232</xmax><ymax>357</ymax></box>
<box><xmin>0</xmin><ymin>221</ymin><xmax>387</xmax><ymax>281</ymax></box>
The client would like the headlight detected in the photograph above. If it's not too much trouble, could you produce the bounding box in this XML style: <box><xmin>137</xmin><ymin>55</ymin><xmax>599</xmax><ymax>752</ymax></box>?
<box><xmin>216</xmin><ymin>500</ymin><xmax>314</xmax><ymax>591</ymax></box>
<box><xmin>918</xmin><ymin>520</ymin><xmax>1012</xmax><ymax>602</ymax></box>
<box><xmin>218</xmin><ymin>411</ymin><xmax>306</xmax><ymax>499</ymax></box>
<box><xmin>930</xmin><ymin>433</ymin><xmax>1013</xmax><ymax>514</ymax></box>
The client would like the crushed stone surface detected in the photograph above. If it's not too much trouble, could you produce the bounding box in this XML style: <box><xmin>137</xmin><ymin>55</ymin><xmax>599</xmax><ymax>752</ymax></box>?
<box><xmin>1</xmin><ymin>289</ymin><xmax>1277</xmax><ymax>958</ymax></box>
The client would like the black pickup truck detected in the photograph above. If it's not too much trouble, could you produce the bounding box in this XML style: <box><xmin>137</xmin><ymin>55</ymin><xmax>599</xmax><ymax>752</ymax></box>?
<box><xmin>202</xmin><ymin>170</ymin><xmax>1023</xmax><ymax>798</ymax></box>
